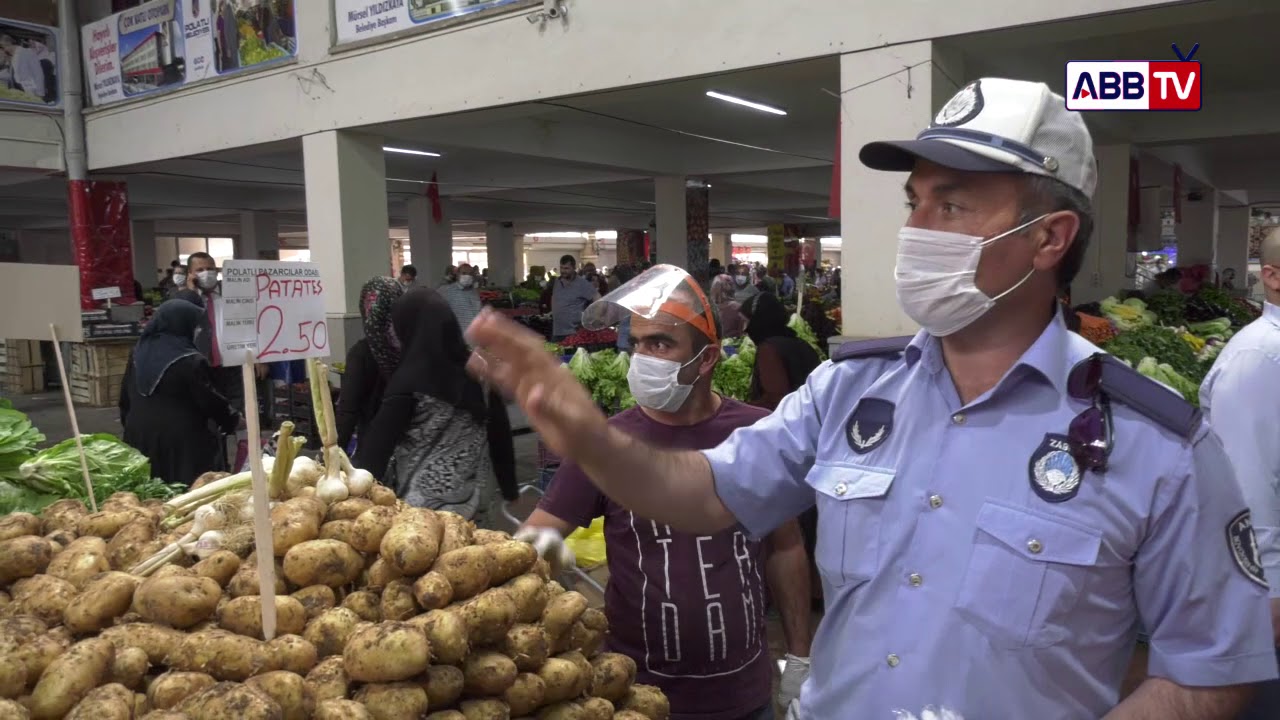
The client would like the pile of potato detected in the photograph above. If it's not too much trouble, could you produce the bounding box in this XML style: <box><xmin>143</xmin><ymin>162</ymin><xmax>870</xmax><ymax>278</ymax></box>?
<box><xmin>0</xmin><ymin>487</ymin><xmax>670</xmax><ymax>720</ymax></box>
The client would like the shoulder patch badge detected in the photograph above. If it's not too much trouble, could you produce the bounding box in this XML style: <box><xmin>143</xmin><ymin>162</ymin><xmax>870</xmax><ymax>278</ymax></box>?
<box><xmin>1028</xmin><ymin>433</ymin><xmax>1081</xmax><ymax>503</ymax></box>
<box><xmin>846</xmin><ymin>398</ymin><xmax>894</xmax><ymax>455</ymax></box>
<box><xmin>1227</xmin><ymin>510</ymin><xmax>1267</xmax><ymax>588</ymax></box>
<box><xmin>934</xmin><ymin>80</ymin><xmax>984</xmax><ymax>127</ymax></box>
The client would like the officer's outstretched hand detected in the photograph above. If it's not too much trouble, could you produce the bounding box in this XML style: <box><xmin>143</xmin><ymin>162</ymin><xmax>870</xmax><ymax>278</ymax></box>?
<box><xmin>513</xmin><ymin>526</ymin><xmax>577</xmax><ymax>579</ymax></box>
<box><xmin>466</xmin><ymin>309</ymin><xmax>610</xmax><ymax>462</ymax></box>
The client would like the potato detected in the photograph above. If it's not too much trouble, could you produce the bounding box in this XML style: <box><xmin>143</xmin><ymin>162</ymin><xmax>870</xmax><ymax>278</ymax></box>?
<box><xmin>46</xmin><ymin>536</ymin><xmax>112</xmax><ymax>589</ymax></box>
<box><xmin>424</xmin><ymin>664</ymin><xmax>464</xmax><ymax>708</ymax></box>
<box><xmin>437</xmin><ymin>512</ymin><xmax>473</xmax><ymax>555</ymax></box>
<box><xmin>541</xmin><ymin>592</ymin><xmax>587</xmax><ymax>643</ymax></box>
<box><xmin>391</xmin><ymin>607</ymin><xmax>459</xmax><ymax>664</ymax></box>
<box><xmin>99</xmin><ymin>623</ymin><xmax>184</xmax><ymax>666</ymax></box>
<box><xmin>267</xmin><ymin>634</ymin><xmax>317</xmax><ymax>676</ymax></box>
<box><xmin>433</xmin><ymin>546</ymin><xmax>495</xmax><ymax>601</ymax></box>
<box><xmin>134</xmin><ymin>574</ymin><xmax>222</xmax><ymax>629</ymax></box>
<box><xmin>363</xmin><ymin>558</ymin><xmax>402</xmax><ymax>590</ymax></box>
<box><xmin>352</xmin><ymin>682</ymin><xmax>429</xmax><ymax>720</ymax></box>
<box><xmin>379</xmin><ymin>579</ymin><xmax>419</xmax><ymax>621</ymax></box>
<box><xmin>580</xmin><ymin>608</ymin><xmax>606</xmax><ymax>633</ymax></box>
<box><xmin>147</xmin><ymin>672</ymin><xmax>218</xmax><ymax>711</ymax></box>
<box><xmin>282</xmin><ymin>540</ymin><xmax>363</xmax><ymax>588</ymax></box>
<box><xmin>503</xmin><ymin>624</ymin><xmax>550</xmax><ymax>673</ymax></box>
<box><xmin>341</xmin><ymin>591</ymin><xmax>381</xmax><ymax>622</ymax></box>
<box><xmin>619</xmin><ymin>685</ymin><xmax>669</xmax><ymax>720</ymax></box>
<box><xmin>380</xmin><ymin>517</ymin><xmax>444</xmax><ymax>576</ymax></box>
<box><xmin>64</xmin><ymin>682</ymin><xmax>134</xmax><ymax>720</ymax></box>
<box><xmin>412</xmin><ymin>571</ymin><xmax>454</xmax><ymax>610</ymax></box>
<box><xmin>177</xmin><ymin>681</ymin><xmax>282</xmax><ymax>719</ymax></box>
<box><xmin>579</xmin><ymin>697</ymin><xmax>613</xmax><ymax>720</ymax></box>
<box><xmin>191</xmin><ymin>551</ymin><xmax>241</xmax><ymax>588</ymax></box>
<box><xmin>0</xmin><ymin>514</ymin><xmax>40</xmax><ymax>542</ymax></box>
<box><xmin>343</xmin><ymin>622</ymin><xmax>430</xmax><ymax>683</ymax></box>
<box><xmin>459</xmin><ymin>698</ymin><xmax>510</xmax><ymax>720</ymax></box>
<box><xmin>109</xmin><ymin>646</ymin><xmax>150</xmax><ymax>690</ymax></box>
<box><xmin>42</xmin><ymin>528</ymin><xmax>76</xmax><ymax>549</ymax></box>
<box><xmin>588</xmin><ymin>654</ymin><xmax>635</xmax><ymax>702</ymax></box>
<box><xmin>536</xmin><ymin>702</ymin><xmax>585</xmax><ymax>720</ymax></box>
<box><xmin>0</xmin><ymin>537</ymin><xmax>53</xmax><ymax>585</ymax></box>
<box><xmin>0</xmin><ymin>655</ymin><xmax>25</xmax><ymax>699</ymax></box>
<box><xmin>304</xmin><ymin>657</ymin><xmax>349</xmax><ymax>704</ymax></box>
<box><xmin>368</xmin><ymin>485</ymin><xmax>397</xmax><ymax>506</ymax></box>
<box><xmin>107</xmin><ymin>518</ymin><xmax>156</xmax><ymax>570</ymax></box>
<box><xmin>536</xmin><ymin>657</ymin><xmax>583</xmax><ymax>705</ymax></box>
<box><xmin>168</xmin><ymin>630</ymin><xmax>276</xmax><ymax>681</ymax></box>
<box><xmin>228</xmin><ymin>557</ymin><xmax>288</xmax><ymax>598</ymax></box>
<box><xmin>64</xmin><ymin>571</ymin><xmax>140</xmax><ymax>633</ymax></box>
<box><xmin>218</xmin><ymin>595</ymin><xmax>307</xmax><ymax>639</ymax></box>
<box><xmin>425</xmin><ymin>712</ymin><xmax>466</xmax><ymax>720</ymax></box>
<box><xmin>505</xmin><ymin>575</ymin><xmax>550</xmax><ymax>624</ymax></box>
<box><xmin>27</xmin><ymin>636</ymin><xmax>114</xmax><ymax>719</ymax></box>
<box><xmin>0</xmin><ymin>698</ymin><xmax>28</xmax><ymax>718</ymax></box>
<box><xmin>75</xmin><ymin>510</ymin><xmax>136</xmax><ymax>539</ymax></box>
<box><xmin>490</xmin><ymin>542</ymin><xmax>538</xmax><ymax>585</ymax></box>
<box><xmin>464</xmin><ymin>651</ymin><xmax>519</xmax><ymax>696</ymax></box>
<box><xmin>39</xmin><ymin>499</ymin><xmax>87</xmax><ymax>534</ymax></box>
<box><xmin>321</xmin><ymin>521</ymin><xmax>359</xmax><ymax>547</ymax></box>
<box><xmin>473</xmin><ymin>528</ymin><xmax>512</xmax><ymax>545</ymax></box>
<box><xmin>290</xmin><ymin>585</ymin><xmax>336</xmax><ymax>620</ymax></box>
<box><xmin>460</xmin><ymin>587</ymin><xmax>518</xmax><ymax>646</ymax></box>
<box><xmin>326</xmin><ymin>498</ymin><xmax>373</xmax><ymax>522</ymax></box>
<box><xmin>13</xmin><ymin>629</ymin><xmax>71</xmax><ymax>684</ymax></box>
<box><xmin>347</xmin><ymin>507</ymin><xmax>396</xmax><ymax>554</ymax></box>
<box><xmin>314</xmin><ymin>699</ymin><xmax>371</xmax><ymax>720</ymax></box>
<box><xmin>246</xmin><ymin>671</ymin><xmax>313</xmax><ymax>720</ymax></box>
<box><xmin>105</xmin><ymin>491</ymin><xmax>141</xmax><ymax>506</ymax></box>
<box><xmin>303</xmin><ymin>607</ymin><xmax>361</xmax><ymax>657</ymax></box>
<box><xmin>9</xmin><ymin>574</ymin><xmax>77</xmax><ymax>625</ymax></box>
<box><xmin>567</xmin><ymin>621</ymin><xmax>604</xmax><ymax>658</ymax></box>
<box><xmin>272</xmin><ymin>501</ymin><xmax>323</xmax><ymax>558</ymax></box>
<box><xmin>502</xmin><ymin>672</ymin><xmax>546</xmax><ymax>716</ymax></box>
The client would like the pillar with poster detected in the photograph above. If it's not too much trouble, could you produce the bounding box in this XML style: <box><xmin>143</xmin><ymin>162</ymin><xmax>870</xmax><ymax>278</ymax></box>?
<box><xmin>766</xmin><ymin>224</ymin><xmax>786</xmax><ymax>275</ymax></box>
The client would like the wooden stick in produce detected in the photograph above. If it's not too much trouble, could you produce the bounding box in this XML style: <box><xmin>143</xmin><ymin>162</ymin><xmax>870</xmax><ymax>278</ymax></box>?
<box><xmin>242</xmin><ymin>353</ymin><xmax>277</xmax><ymax>640</ymax></box>
<box><xmin>49</xmin><ymin>323</ymin><xmax>97</xmax><ymax>512</ymax></box>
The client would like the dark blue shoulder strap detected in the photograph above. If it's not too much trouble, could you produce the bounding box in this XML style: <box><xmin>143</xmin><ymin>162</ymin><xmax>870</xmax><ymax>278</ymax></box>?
<box><xmin>831</xmin><ymin>335</ymin><xmax>914</xmax><ymax>362</ymax></box>
<box><xmin>1095</xmin><ymin>354</ymin><xmax>1203</xmax><ymax>441</ymax></box>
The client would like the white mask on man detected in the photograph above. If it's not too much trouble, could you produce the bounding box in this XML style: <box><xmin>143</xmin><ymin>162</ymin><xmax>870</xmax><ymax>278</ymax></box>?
<box><xmin>458</xmin><ymin>275</ymin><xmax>475</xmax><ymax>289</ymax></box>
<box><xmin>196</xmin><ymin>270</ymin><xmax>219</xmax><ymax>291</ymax></box>
<box><xmin>172</xmin><ymin>272</ymin><xmax>187</xmax><ymax>287</ymax></box>
<box><xmin>734</xmin><ymin>275</ymin><xmax>749</xmax><ymax>287</ymax></box>
<box><xmin>626</xmin><ymin>349</ymin><xmax>705</xmax><ymax>413</ymax></box>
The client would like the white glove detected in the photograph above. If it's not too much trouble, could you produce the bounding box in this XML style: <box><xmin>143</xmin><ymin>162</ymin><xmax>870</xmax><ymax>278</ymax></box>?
<box><xmin>776</xmin><ymin>654</ymin><xmax>810</xmax><ymax>710</ymax></box>
<box><xmin>514</xmin><ymin>526</ymin><xmax>577</xmax><ymax>577</ymax></box>
<box><xmin>893</xmin><ymin>707</ymin><xmax>965</xmax><ymax>720</ymax></box>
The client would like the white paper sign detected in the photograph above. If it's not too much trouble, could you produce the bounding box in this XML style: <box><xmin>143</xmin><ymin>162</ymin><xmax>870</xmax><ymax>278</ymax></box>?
<box><xmin>334</xmin><ymin>0</ymin><xmax>523</xmax><ymax>45</ymax></box>
<box><xmin>217</xmin><ymin>260</ymin><xmax>328</xmax><ymax>366</ymax></box>
<box><xmin>91</xmin><ymin>286</ymin><xmax>122</xmax><ymax>300</ymax></box>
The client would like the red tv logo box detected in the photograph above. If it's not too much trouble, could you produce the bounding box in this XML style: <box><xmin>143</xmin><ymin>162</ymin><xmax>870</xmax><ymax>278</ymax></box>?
<box><xmin>1065</xmin><ymin>61</ymin><xmax>1201</xmax><ymax>111</ymax></box>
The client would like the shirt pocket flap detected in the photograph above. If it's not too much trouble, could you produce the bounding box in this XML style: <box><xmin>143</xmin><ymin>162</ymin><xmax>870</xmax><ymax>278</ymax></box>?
<box><xmin>975</xmin><ymin>502</ymin><xmax>1102</xmax><ymax>566</ymax></box>
<box><xmin>809</xmin><ymin>464</ymin><xmax>895</xmax><ymax>502</ymax></box>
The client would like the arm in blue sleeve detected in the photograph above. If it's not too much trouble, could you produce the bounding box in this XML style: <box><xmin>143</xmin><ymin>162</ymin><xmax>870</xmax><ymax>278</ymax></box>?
<box><xmin>1136</xmin><ymin>429</ymin><xmax>1279</xmax><ymax>687</ymax></box>
<box><xmin>1206</xmin><ymin>349</ymin><xmax>1280</xmax><ymax>598</ymax></box>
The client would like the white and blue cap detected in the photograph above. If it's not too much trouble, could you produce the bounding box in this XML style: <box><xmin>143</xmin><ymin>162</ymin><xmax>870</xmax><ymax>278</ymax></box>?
<box><xmin>859</xmin><ymin>77</ymin><xmax>1098</xmax><ymax>198</ymax></box>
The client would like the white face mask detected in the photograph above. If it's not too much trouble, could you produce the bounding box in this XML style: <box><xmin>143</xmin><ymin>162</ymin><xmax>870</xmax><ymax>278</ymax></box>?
<box><xmin>627</xmin><ymin>349</ymin><xmax>705</xmax><ymax>413</ymax></box>
<box><xmin>894</xmin><ymin>214</ymin><xmax>1046</xmax><ymax>337</ymax></box>
<box><xmin>458</xmin><ymin>275</ymin><xmax>475</xmax><ymax>289</ymax></box>
<box><xmin>734</xmin><ymin>275</ymin><xmax>749</xmax><ymax>287</ymax></box>
<box><xmin>196</xmin><ymin>270</ymin><xmax>219</xmax><ymax>290</ymax></box>
<box><xmin>172</xmin><ymin>272</ymin><xmax>186</xmax><ymax>287</ymax></box>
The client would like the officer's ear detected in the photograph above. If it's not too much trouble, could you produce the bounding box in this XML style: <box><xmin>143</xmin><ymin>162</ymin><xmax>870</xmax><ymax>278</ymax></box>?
<box><xmin>1032</xmin><ymin>209</ymin><xmax>1081</xmax><ymax>275</ymax></box>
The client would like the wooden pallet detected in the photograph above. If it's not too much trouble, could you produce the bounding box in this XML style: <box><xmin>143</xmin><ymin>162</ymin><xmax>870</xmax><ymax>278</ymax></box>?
<box><xmin>70</xmin><ymin>374</ymin><xmax>123</xmax><ymax>407</ymax></box>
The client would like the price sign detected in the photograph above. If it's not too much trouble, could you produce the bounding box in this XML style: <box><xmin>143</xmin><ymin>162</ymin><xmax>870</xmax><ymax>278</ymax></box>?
<box><xmin>218</xmin><ymin>260</ymin><xmax>328</xmax><ymax>365</ymax></box>
<box><xmin>91</xmin><ymin>286</ymin><xmax>122</xmax><ymax>301</ymax></box>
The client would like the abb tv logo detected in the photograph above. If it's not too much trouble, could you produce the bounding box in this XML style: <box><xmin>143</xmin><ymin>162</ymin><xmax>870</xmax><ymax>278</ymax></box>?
<box><xmin>1065</xmin><ymin>44</ymin><xmax>1201</xmax><ymax>111</ymax></box>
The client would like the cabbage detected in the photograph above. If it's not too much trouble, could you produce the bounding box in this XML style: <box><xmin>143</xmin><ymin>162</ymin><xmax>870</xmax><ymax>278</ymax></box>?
<box><xmin>19</xmin><ymin>433</ymin><xmax>152</xmax><ymax>498</ymax></box>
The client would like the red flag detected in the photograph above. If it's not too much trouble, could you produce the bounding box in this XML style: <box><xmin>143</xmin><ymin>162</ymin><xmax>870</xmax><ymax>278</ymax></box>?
<box><xmin>425</xmin><ymin>172</ymin><xmax>443</xmax><ymax>223</ymax></box>
<box><xmin>828</xmin><ymin>120</ymin><xmax>841</xmax><ymax>219</ymax></box>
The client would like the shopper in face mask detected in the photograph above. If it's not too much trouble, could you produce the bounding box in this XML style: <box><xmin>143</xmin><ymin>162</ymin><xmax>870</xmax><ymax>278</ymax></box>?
<box><xmin>466</xmin><ymin>78</ymin><xmax>1275</xmax><ymax>719</ymax></box>
<box><xmin>516</xmin><ymin>266</ymin><xmax>812</xmax><ymax>720</ymax></box>
<box><xmin>186</xmin><ymin>251</ymin><xmax>251</xmax><ymax>466</ymax></box>
<box><xmin>731</xmin><ymin>263</ymin><xmax>759</xmax><ymax>303</ymax></box>
<box><xmin>440</xmin><ymin>263</ymin><xmax>484</xmax><ymax>341</ymax></box>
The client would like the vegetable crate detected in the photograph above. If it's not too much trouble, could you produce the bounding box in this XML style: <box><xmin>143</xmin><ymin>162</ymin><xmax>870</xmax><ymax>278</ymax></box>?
<box><xmin>0</xmin><ymin>339</ymin><xmax>43</xmax><ymax>395</ymax></box>
<box><xmin>69</xmin><ymin>341</ymin><xmax>132</xmax><ymax>407</ymax></box>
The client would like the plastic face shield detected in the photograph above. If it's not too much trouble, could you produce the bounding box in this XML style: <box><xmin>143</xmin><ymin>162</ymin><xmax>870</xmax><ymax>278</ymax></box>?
<box><xmin>582</xmin><ymin>264</ymin><xmax>719</xmax><ymax>344</ymax></box>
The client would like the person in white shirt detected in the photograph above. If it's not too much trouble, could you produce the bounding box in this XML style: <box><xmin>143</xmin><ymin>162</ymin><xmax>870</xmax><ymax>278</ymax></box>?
<box><xmin>440</xmin><ymin>263</ymin><xmax>483</xmax><ymax>337</ymax></box>
<box><xmin>1201</xmin><ymin>232</ymin><xmax>1280</xmax><ymax>719</ymax></box>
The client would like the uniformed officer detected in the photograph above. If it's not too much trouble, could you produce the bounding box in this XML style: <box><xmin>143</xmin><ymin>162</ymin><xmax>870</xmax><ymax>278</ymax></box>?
<box><xmin>465</xmin><ymin>78</ymin><xmax>1278</xmax><ymax>718</ymax></box>
<box><xmin>1200</xmin><ymin>230</ymin><xmax>1280</xmax><ymax>719</ymax></box>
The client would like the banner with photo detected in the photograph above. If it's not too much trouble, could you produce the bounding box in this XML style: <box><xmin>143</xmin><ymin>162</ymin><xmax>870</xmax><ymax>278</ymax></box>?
<box><xmin>335</xmin><ymin>0</ymin><xmax>525</xmax><ymax>45</ymax></box>
<box><xmin>82</xmin><ymin>0</ymin><xmax>296</xmax><ymax>107</ymax></box>
<box><xmin>0</xmin><ymin>18</ymin><xmax>60</xmax><ymax>109</ymax></box>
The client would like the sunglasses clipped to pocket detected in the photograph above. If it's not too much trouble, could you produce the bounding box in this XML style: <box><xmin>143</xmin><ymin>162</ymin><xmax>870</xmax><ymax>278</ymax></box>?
<box><xmin>1066</xmin><ymin>353</ymin><xmax>1114</xmax><ymax>472</ymax></box>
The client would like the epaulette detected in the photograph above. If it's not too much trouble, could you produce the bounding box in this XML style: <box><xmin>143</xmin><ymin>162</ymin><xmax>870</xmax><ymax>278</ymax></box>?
<box><xmin>831</xmin><ymin>336</ymin><xmax>914</xmax><ymax>362</ymax></box>
<box><xmin>1095</xmin><ymin>354</ymin><xmax>1203</xmax><ymax>441</ymax></box>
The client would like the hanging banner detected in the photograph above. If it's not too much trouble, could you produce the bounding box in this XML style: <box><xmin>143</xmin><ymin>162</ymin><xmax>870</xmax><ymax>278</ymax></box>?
<box><xmin>334</xmin><ymin>0</ymin><xmax>526</xmax><ymax>45</ymax></box>
<box><xmin>81</xmin><ymin>0</ymin><xmax>296</xmax><ymax>107</ymax></box>
<box><xmin>766</xmin><ymin>224</ymin><xmax>786</xmax><ymax>274</ymax></box>
<box><xmin>218</xmin><ymin>260</ymin><xmax>328</xmax><ymax>365</ymax></box>
<box><xmin>0</xmin><ymin>18</ymin><xmax>61</xmax><ymax>108</ymax></box>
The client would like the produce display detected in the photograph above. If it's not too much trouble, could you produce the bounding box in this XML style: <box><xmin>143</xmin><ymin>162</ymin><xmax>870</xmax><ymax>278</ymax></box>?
<box><xmin>0</xmin><ymin>87</ymin><xmax>44</xmax><ymax>104</ymax></box>
<box><xmin>0</xmin><ymin>359</ymin><xmax>669</xmax><ymax>719</ymax></box>
<box><xmin>566</xmin><ymin>350</ymin><xmax>635</xmax><ymax>412</ymax></box>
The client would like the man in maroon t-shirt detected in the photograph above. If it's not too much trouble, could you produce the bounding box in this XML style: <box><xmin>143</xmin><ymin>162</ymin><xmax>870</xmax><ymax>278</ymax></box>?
<box><xmin>518</xmin><ymin>268</ymin><xmax>813</xmax><ymax>720</ymax></box>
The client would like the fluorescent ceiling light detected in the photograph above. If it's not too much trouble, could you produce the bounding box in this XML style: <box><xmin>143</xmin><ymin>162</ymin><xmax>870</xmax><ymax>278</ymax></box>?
<box><xmin>383</xmin><ymin>146</ymin><xmax>441</xmax><ymax>157</ymax></box>
<box><xmin>706</xmin><ymin>91</ymin><xmax>787</xmax><ymax>116</ymax></box>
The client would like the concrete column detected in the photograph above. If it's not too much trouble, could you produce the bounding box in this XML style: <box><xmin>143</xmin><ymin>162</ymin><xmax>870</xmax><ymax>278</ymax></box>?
<box><xmin>1136</xmin><ymin>187</ymin><xmax>1164</xmax><ymax>252</ymax></box>
<box><xmin>131</xmin><ymin>220</ymin><xmax>158</xmax><ymax>288</ymax></box>
<box><xmin>1177</xmin><ymin>189</ymin><xmax>1219</xmax><ymax>268</ymax></box>
<box><xmin>407</xmin><ymin>196</ymin><xmax>452</xmax><ymax>282</ymax></box>
<box><xmin>303</xmin><ymin>130</ymin><xmax>389</xmax><ymax>358</ymax></box>
<box><xmin>486</xmin><ymin>222</ymin><xmax>517</xmax><ymax>287</ymax></box>
<box><xmin>837</xmin><ymin>41</ymin><xmax>964</xmax><ymax>339</ymax></box>
<box><xmin>1071</xmin><ymin>144</ymin><xmax>1133</xmax><ymax>305</ymax></box>
<box><xmin>1216</xmin><ymin>204</ymin><xmax>1250</xmax><ymax>290</ymax></box>
<box><xmin>709</xmin><ymin>232</ymin><xmax>731</xmax><ymax>264</ymax></box>
<box><xmin>685</xmin><ymin>182</ymin><xmax>710</xmax><ymax>279</ymax></box>
<box><xmin>654</xmin><ymin>176</ymin><xmax>687</xmax><ymax>268</ymax></box>
<box><xmin>239</xmin><ymin>211</ymin><xmax>279</xmax><ymax>261</ymax></box>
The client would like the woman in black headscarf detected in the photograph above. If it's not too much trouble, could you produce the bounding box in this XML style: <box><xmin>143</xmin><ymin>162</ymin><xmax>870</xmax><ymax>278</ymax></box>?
<box><xmin>741</xmin><ymin>292</ymin><xmax>821</xmax><ymax>411</ymax></box>
<box><xmin>336</xmin><ymin>277</ymin><xmax>404</xmax><ymax>453</ymax></box>
<box><xmin>355</xmin><ymin>288</ymin><xmax>517</xmax><ymax>523</ymax></box>
<box><xmin>119</xmin><ymin>299</ymin><xmax>239</xmax><ymax>485</ymax></box>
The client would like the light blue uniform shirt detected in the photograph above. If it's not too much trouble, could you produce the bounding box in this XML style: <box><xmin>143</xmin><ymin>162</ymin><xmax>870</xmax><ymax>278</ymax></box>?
<box><xmin>1202</xmin><ymin>302</ymin><xmax>1280</xmax><ymax>599</ymax></box>
<box><xmin>705</xmin><ymin>314</ymin><xmax>1277</xmax><ymax>719</ymax></box>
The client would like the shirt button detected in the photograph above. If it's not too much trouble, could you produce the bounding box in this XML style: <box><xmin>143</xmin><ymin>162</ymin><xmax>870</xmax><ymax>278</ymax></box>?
<box><xmin>928</xmin><ymin>494</ymin><xmax>943</xmax><ymax>509</ymax></box>
<box><xmin>951</xmin><ymin>413</ymin><xmax>966</xmax><ymax>425</ymax></box>
<box><xmin>833</xmin><ymin>482</ymin><xmax>848</xmax><ymax>497</ymax></box>
<box><xmin>886</xmin><ymin>654</ymin><xmax>900</xmax><ymax>667</ymax></box>
<box><xmin>908</xmin><ymin>573</ymin><xmax>923</xmax><ymax>587</ymax></box>
<box><xmin>1027</xmin><ymin>539</ymin><xmax>1043</xmax><ymax>554</ymax></box>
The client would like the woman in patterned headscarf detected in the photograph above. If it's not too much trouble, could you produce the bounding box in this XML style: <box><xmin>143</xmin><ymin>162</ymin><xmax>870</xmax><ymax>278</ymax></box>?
<box><xmin>336</xmin><ymin>277</ymin><xmax>404</xmax><ymax>452</ymax></box>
